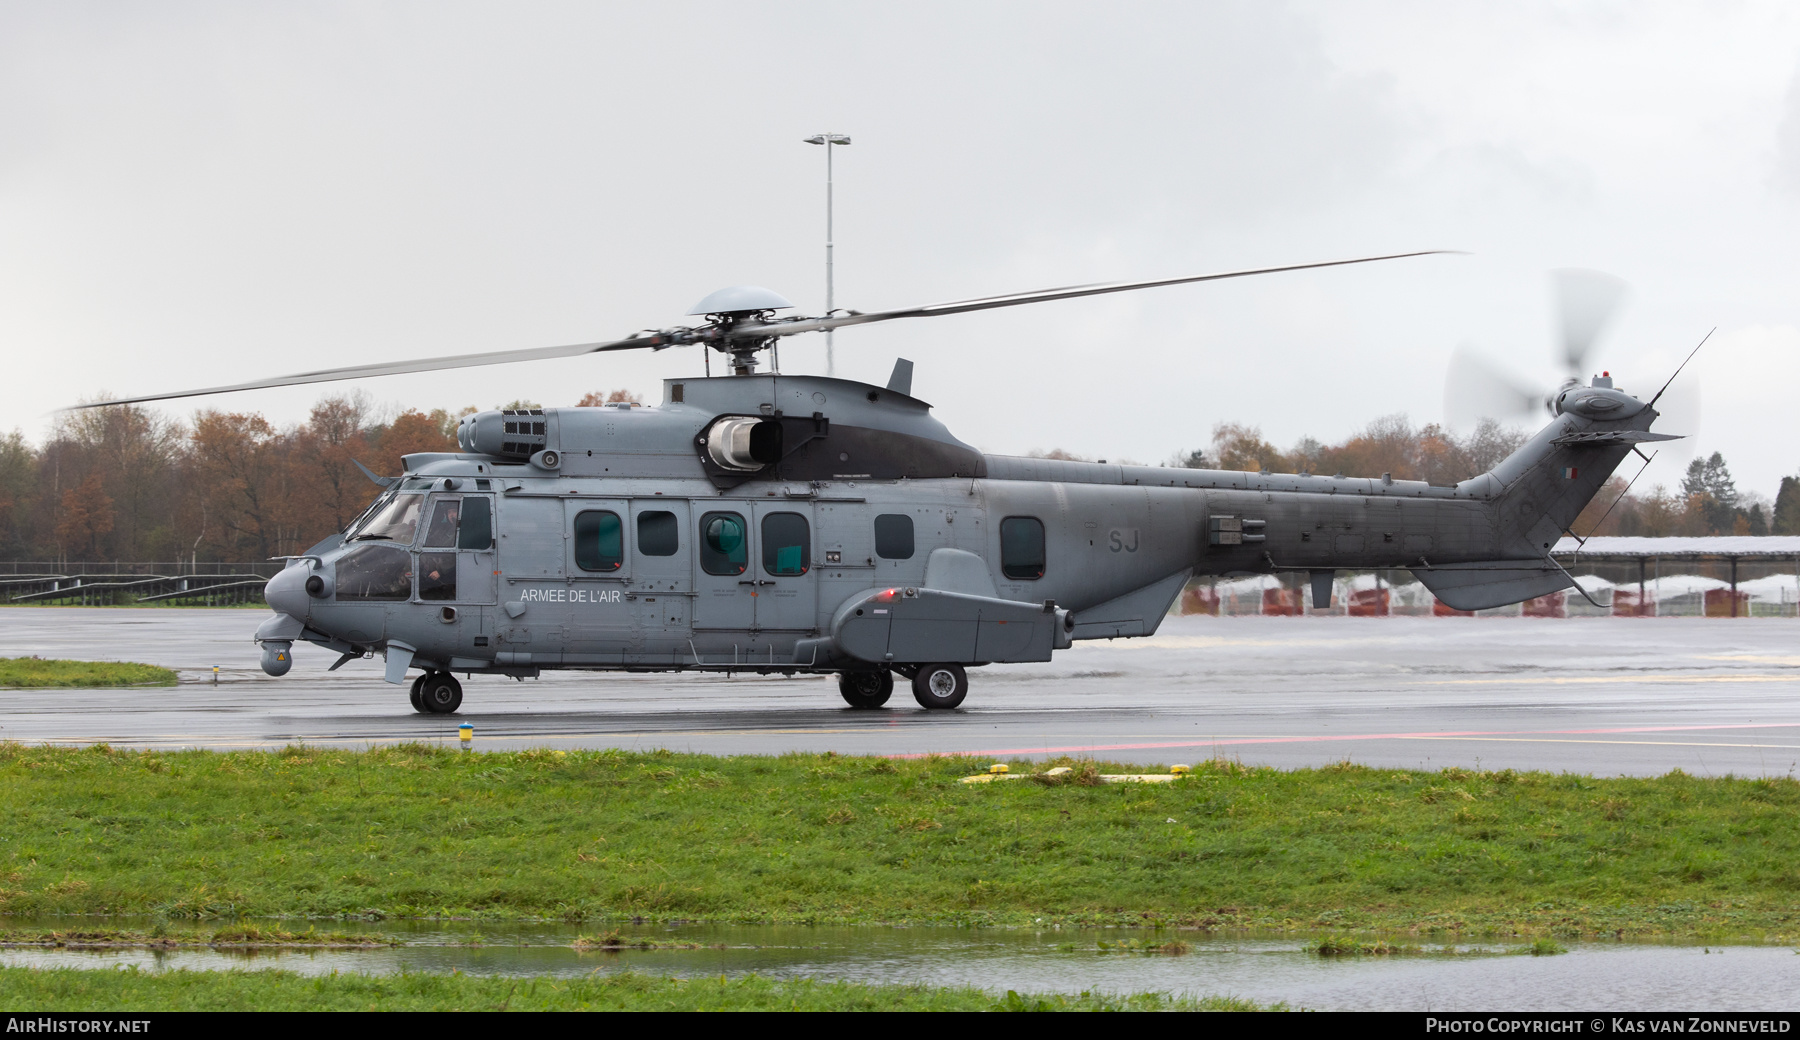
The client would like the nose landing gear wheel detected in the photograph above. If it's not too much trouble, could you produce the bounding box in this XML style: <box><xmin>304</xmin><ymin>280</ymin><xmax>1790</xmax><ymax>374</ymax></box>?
<box><xmin>418</xmin><ymin>672</ymin><xmax>463</xmax><ymax>714</ymax></box>
<box><xmin>910</xmin><ymin>663</ymin><xmax>967</xmax><ymax>710</ymax></box>
<box><xmin>408</xmin><ymin>674</ymin><xmax>427</xmax><ymax>713</ymax></box>
<box><xmin>838</xmin><ymin>670</ymin><xmax>894</xmax><ymax>708</ymax></box>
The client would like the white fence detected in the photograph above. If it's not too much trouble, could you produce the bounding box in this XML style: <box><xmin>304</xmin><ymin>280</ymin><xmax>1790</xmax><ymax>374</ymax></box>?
<box><xmin>1175</xmin><ymin>572</ymin><xmax>1800</xmax><ymax>619</ymax></box>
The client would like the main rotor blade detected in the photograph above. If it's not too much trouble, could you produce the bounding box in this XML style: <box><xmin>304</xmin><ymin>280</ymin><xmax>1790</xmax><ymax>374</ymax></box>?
<box><xmin>733</xmin><ymin>250</ymin><xmax>1459</xmax><ymax>340</ymax></box>
<box><xmin>66</xmin><ymin>249</ymin><xmax>1457</xmax><ymax>411</ymax></box>
<box><xmin>62</xmin><ymin>334</ymin><xmax>668</xmax><ymax>410</ymax></box>
<box><xmin>1550</xmin><ymin>268</ymin><xmax>1629</xmax><ymax>375</ymax></box>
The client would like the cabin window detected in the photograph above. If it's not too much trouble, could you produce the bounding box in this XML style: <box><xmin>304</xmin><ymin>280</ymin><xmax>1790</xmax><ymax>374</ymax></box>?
<box><xmin>761</xmin><ymin>512</ymin><xmax>811</xmax><ymax>576</ymax></box>
<box><xmin>637</xmin><ymin>510</ymin><xmax>679</xmax><ymax>556</ymax></box>
<box><xmin>1000</xmin><ymin>516</ymin><xmax>1046</xmax><ymax>580</ymax></box>
<box><xmin>874</xmin><ymin>514</ymin><xmax>914</xmax><ymax>560</ymax></box>
<box><xmin>700</xmin><ymin>512</ymin><xmax>748</xmax><ymax>575</ymax></box>
<box><xmin>335</xmin><ymin>544</ymin><xmax>412</xmax><ymax>601</ymax></box>
<box><xmin>351</xmin><ymin>493</ymin><xmax>424</xmax><ymax>544</ymax></box>
<box><xmin>457</xmin><ymin>497</ymin><xmax>493</xmax><ymax>550</ymax></box>
<box><xmin>422</xmin><ymin>497</ymin><xmax>461</xmax><ymax>547</ymax></box>
<box><xmin>418</xmin><ymin>551</ymin><xmax>456</xmax><ymax>600</ymax></box>
<box><xmin>573</xmin><ymin>510</ymin><xmax>624</xmax><ymax>572</ymax></box>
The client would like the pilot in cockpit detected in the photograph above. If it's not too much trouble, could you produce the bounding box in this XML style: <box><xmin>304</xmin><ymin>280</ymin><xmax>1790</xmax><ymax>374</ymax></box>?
<box><xmin>424</xmin><ymin>501</ymin><xmax>461</xmax><ymax>548</ymax></box>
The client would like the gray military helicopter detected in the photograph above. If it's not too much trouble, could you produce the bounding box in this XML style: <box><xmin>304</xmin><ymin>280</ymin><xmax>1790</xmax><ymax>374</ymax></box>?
<box><xmin>76</xmin><ymin>251</ymin><xmax>1678</xmax><ymax>714</ymax></box>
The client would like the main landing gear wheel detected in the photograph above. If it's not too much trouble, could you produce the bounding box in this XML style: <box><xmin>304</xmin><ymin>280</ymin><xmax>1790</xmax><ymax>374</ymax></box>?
<box><xmin>417</xmin><ymin>672</ymin><xmax>463</xmax><ymax>715</ymax></box>
<box><xmin>408</xmin><ymin>674</ymin><xmax>427</xmax><ymax>713</ymax></box>
<box><xmin>838</xmin><ymin>670</ymin><xmax>893</xmax><ymax>709</ymax></box>
<box><xmin>910</xmin><ymin>663</ymin><xmax>968</xmax><ymax>710</ymax></box>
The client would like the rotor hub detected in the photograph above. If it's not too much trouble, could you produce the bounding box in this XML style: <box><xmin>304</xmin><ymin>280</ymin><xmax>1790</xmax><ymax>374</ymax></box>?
<box><xmin>704</xmin><ymin>310</ymin><xmax>781</xmax><ymax>375</ymax></box>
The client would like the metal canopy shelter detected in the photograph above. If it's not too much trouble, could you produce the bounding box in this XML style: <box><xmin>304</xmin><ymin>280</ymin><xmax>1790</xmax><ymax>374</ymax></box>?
<box><xmin>1551</xmin><ymin>536</ymin><xmax>1800</xmax><ymax>618</ymax></box>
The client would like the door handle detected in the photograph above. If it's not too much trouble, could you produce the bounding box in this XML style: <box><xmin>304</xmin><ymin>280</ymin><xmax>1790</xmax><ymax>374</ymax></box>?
<box><xmin>738</xmin><ymin>580</ymin><xmax>776</xmax><ymax>586</ymax></box>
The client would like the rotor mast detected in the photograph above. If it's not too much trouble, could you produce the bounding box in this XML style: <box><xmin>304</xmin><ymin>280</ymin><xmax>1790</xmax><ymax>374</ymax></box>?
<box><xmin>710</xmin><ymin>312</ymin><xmax>778</xmax><ymax>376</ymax></box>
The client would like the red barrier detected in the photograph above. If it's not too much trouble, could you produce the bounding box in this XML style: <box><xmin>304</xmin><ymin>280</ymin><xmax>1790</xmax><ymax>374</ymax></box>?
<box><xmin>1432</xmin><ymin>598</ymin><xmax>1474</xmax><ymax>617</ymax></box>
<box><xmin>1522</xmin><ymin>592</ymin><xmax>1567</xmax><ymax>618</ymax></box>
<box><xmin>1180</xmin><ymin>586</ymin><xmax>1220</xmax><ymax>616</ymax></box>
<box><xmin>1346</xmin><ymin>588</ymin><xmax>1390</xmax><ymax>617</ymax></box>
<box><xmin>1261</xmin><ymin>588</ymin><xmax>1302</xmax><ymax>616</ymax></box>
<box><xmin>1703</xmin><ymin>589</ymin><xmax>1749</xmax><ymax>618</ymax></box>
<box><xmin>1612</xmin><ymin>589</ymin><xmax>1655</xmax><ymax>617</ymax></box>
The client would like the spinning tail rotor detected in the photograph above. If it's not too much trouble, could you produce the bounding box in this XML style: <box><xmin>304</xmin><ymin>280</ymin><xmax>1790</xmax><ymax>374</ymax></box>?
<box><xmin>1444</xmin><ymin>268</ymin><xmax>1699</xmax><ymax>453</ymax></box>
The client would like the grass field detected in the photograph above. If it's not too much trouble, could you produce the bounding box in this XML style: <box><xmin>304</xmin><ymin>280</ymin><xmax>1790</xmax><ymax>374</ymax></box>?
<box><xmin>0</xmin><ymin>658</ymin><xmax>178</xmax><ymax>688</ymax></box>
<box><xmin>1</xmin><ymin>744</ymin><xmax>1797</xmax><ymax>939</ymax></box>
<box><xmin>0</xmin><ymin>966</ymin><xmax>1266</xmax><ymax>1011</ymax></box>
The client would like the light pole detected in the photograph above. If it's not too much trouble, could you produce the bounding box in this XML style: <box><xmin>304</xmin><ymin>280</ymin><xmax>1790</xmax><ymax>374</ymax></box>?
<box><xmin>804</xmin><ymin>133</ymin><xmax>850</xmax><ymax>376</ymax></box>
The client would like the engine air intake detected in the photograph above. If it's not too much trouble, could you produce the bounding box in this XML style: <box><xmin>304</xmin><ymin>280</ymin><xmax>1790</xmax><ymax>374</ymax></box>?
<box><xmin>702</xmin><ymin>416</ymin><xmax>781</xmax><ymax>472</ymax></box>
<box><xmin>459</xmin><ymin>408</ymin><xmax>550</xmax><ymax>459</ymax></box>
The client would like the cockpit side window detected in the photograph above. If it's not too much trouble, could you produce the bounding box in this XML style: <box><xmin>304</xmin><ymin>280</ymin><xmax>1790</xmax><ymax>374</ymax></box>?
<box><xmin>418</xmin><ymin>551</ymin><xmax>456</xmax><ymax>600</ymax></box>
<box><xmin>351</xmin><ymin>493</ymin><xmax>424</xmax><ymax>544</ymax></box>
<box><xmin>335</xmin><ymin>544</ymin><xmax>412</xmax><ymax>601</ymax></box>
<box><xmin>458</xmin><ymin>497</ymin><xmax>493</xmax><ymax>550</ymax></box>
<box><xmin>423</xmin><ymin>497</ymin><xmax>461</xmax><ymax>547</ymax></box>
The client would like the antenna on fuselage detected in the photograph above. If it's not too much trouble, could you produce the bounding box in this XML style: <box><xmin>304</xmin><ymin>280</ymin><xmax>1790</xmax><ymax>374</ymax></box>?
<box><xmin>886</xmin><ymin>358</ymin><xmax>914</xmax><ymax>396</ymax></box>
<box><xmin>1648</xmin><ymin>328</ymin><xmax>1713</xmax><ymax>409</ymax></box>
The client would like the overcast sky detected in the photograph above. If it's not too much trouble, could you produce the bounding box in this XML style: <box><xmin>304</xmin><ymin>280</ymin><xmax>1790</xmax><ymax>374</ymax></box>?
<box><xmin>3</xmin><ymin>1</ymin><xmax>1797</xmax><ymax>496</ymax></box>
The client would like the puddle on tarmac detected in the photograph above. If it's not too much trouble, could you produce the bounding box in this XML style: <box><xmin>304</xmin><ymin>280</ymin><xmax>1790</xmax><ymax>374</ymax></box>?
<box><xmin>1</xmin><ymin>917</ymin><xmax>1795</xmax><ymax>1011</ymax></box>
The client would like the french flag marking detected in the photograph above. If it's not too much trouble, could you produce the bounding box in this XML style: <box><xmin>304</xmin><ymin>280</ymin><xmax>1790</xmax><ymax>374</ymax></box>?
<box><xmin>1562</xmin><ymin>466</ymin><xmax>1579</xmax><ymax>479</ymax></box>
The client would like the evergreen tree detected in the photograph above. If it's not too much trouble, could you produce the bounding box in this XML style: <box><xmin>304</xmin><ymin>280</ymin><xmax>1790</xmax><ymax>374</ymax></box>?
<box><xmin>1775</xmin><ymin>477</ymin><xmax>1800</xmax><ymax>535</ymax></box>
<box><xmin>1681</xmin><ymin>452</ymin><xmax>1739</xmax><ymax>533</ymax></box>
<box><xmin>1681</xmin><ymin>451</ymin><xmax>1738</xmax><ymax>506</ymax></box>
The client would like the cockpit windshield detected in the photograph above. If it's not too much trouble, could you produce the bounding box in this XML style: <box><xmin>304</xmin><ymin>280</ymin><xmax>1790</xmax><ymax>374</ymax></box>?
<box><xmin>349</xmin><ymin>493</ymin><xmax>424</xmax><ymax>543</ymax></box>
<box><xmin>342</xmin><ymin>488</ymin><xmax>393</xmax><ymax>537</ymax></box>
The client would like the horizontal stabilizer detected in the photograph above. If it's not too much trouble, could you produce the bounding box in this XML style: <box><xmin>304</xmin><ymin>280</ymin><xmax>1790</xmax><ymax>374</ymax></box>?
<box><xmin>1550</xmin><ymin>430</ymin><xmax>1683</xmax><ymax>446</ymax></box>
<box><xmin>1414</xmin><ymin>560</ymin><xmax>1574</xmax><ymax>612</ymax></box>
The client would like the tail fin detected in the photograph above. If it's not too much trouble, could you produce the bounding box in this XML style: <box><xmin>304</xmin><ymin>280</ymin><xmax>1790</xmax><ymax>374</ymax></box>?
<box><xmin>1485</xmin><ymin>413</ymin><xmax>1639</xmax><ymax>554</ymax></box>
<box><xmin>1416</xmin><ymin>404</ymin><xmax>1676</xmax><ymax>610</ymax></box>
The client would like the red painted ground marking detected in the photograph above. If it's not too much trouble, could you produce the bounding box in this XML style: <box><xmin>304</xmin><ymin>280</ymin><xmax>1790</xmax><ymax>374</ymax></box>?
<box><xmin>886</xmin><ymin>721</ymin><xmax>1800</xmax><ymax>760</ymax></box>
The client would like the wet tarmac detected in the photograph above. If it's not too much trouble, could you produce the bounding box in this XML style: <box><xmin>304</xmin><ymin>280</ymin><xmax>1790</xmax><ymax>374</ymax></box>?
<box><xmin>3</xmin><ymin>608</ymin><xmax>1800</xmax><ymax>775</ymax></box>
